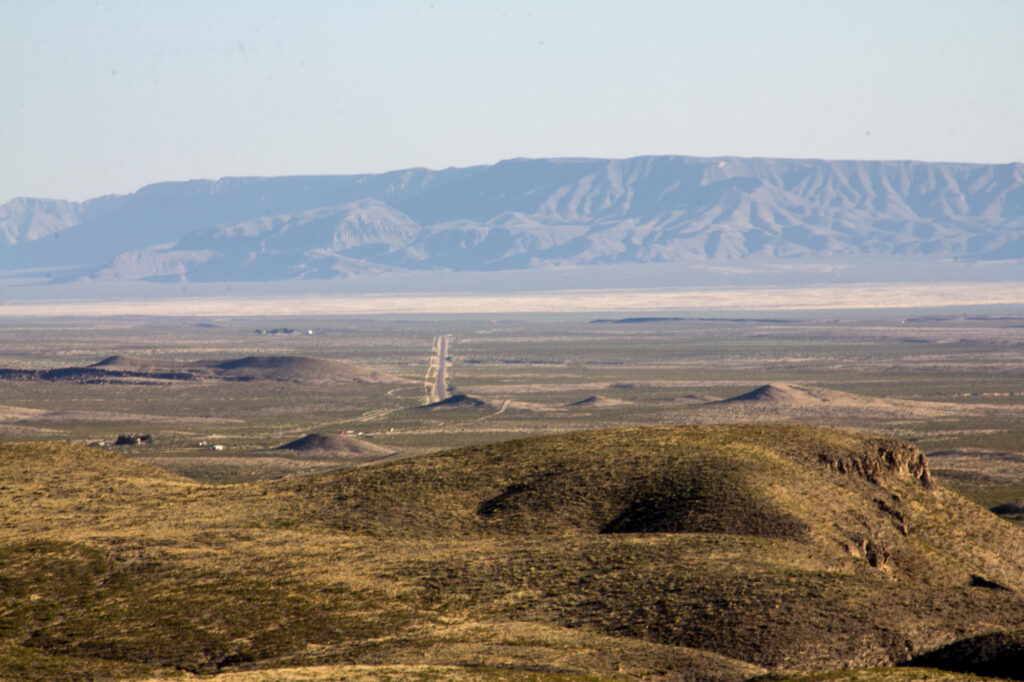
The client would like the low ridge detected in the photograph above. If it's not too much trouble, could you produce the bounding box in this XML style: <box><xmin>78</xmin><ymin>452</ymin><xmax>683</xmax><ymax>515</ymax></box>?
<box><xmin>89</xmin><ymin>355</ymin><xmax>154</xmax><ymax>370</ymax></box>
<box><xmin>209</xmin><ymin>355</ymin><xmax>391</xmax><ymax>383</ymax></box>
<box><xmin>703</xmin><ymin>382</ymin><xmax>975</xmax><ymax>420</ymax></box>
<box><xmin>0</xmin><ymin>354</ymin><xmax>397</xmax><ymax>385</ymax></box>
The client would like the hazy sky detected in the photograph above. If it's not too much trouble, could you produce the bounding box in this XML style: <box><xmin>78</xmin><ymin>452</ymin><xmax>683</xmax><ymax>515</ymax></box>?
<box><xmin>3</xmin><ymin>0</ymin><xmax>1022</xmax><ymax>204</ymax></box>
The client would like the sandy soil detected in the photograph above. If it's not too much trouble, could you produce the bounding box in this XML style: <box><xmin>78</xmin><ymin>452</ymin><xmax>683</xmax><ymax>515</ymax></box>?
<box><xmin>0</xmin><ymin>403</ymin><xmax>240</xmax><ymax>428</ymax></box>
<box><xmin>0</xmin><ymin>405</ymin><xmax>47</xmax><ymax>420</ymax></box>
<box><xmin>3</xmin><ymin>281</ymin><xmax>1024</xmax><ymax>316</ymax></box>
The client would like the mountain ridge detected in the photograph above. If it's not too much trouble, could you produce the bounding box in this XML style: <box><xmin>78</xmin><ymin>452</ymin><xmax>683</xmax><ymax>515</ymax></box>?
<box><xmin>3</xmin><ymin>155</ymin><xmax>1023</xmax><ymax>283</ymax></box>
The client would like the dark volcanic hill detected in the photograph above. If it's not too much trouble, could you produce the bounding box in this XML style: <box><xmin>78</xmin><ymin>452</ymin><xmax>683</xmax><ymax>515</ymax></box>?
<box><xmin>2</xmin><ymin>155</ymin><xmax>1022</xmax><ymax>283</ymax></box>
<box><xmin>0</xmin><ymin>355</ymin><xmax>395</xmax><ymax>384</ymax></box>
<box><xmin>416</xmin><ymin>393</ymin><xmax>493</xmax><ymax>410</ymax></box>
<box><xmin>202</xmin><ymin>355</ymin><xmax>394</xmax><ymax>383</ymax></box>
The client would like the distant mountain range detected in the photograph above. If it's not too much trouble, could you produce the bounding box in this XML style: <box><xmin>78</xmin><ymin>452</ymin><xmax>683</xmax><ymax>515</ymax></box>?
<box><xmin>2</xmin><ymin>156</ymin><xmax>1022</xmax><ymax>284</ymax></box>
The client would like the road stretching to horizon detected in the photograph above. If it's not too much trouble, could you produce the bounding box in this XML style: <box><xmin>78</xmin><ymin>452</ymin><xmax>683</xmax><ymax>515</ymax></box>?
<box><xmin>429</xmin><ymin>334</ymin><xmax>450</xmax><ymax>403</ymax></box>
<box><xmin>436</xmin><ymin>335</ymin><xmax>448</xmax><ymax>402</ymax></box>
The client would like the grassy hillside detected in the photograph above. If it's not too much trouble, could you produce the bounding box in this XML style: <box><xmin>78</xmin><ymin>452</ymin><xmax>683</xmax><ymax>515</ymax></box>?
<box><xmin>2</xmin><ymin>426</ymin><xmax>1024</xmax><ymax>680</ymax></box>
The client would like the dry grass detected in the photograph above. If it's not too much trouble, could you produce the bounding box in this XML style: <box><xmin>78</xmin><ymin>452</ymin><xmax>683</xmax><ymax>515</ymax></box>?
<box><xmin>755</xmin><ymin>670</ymin><xmax>1008</xmax><ymax>681</ymax></box>
<box><xmin>4</xmin><ymin>425</ymin><xmax>1024</xmax><ymax>680</ymax></box>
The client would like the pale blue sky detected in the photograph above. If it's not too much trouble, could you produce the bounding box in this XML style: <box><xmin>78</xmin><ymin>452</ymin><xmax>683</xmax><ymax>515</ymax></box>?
<box><xmin>2</xmin><ymin>0</ymin><xmax>1022</xmax><ymax>204</ymax></box>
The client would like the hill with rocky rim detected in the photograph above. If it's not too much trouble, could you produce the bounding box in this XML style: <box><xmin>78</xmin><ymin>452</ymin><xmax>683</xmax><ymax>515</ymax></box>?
<box><xmin>4</xmin><ymin>425</ymin><xmax>1023</xmax><ymax>680</ymax></box>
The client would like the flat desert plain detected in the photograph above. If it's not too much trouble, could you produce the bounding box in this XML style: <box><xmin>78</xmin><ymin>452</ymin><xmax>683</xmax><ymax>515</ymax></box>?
<box><xmin>3</xmin><ymin>281</ymin><xmax>1024</xmax><ymax>316</ymax></box>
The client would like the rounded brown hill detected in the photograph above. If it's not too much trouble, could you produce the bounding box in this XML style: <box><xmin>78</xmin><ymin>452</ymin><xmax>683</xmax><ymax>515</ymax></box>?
<box><xmin>273</xmin><ymin>424</ymin><xmax>1024</xmax><ymax>672</ymax></box>
<box><xmin>277</xmin><ymin>424</ymin><xmax>936</xmax><ymax>543</ymax></box>
<box><xmin>89</xmin><ymin>355</ymin><xmax>157</xmax><ymax>370</ymax></box>
<box><xmin>718</xmin><ymin>383</ymin><xmax>837</xmax><ymax>406</ymax></box>
<box><xmin>277</xmin><ymin>433</ymin><xmax>394</xmax><ymax>460</ymax></box>
<box><xmin>210</xmin><ymin>356</ymin><xmax>395</xmax><ymax>383</ymax></box>
<box><xmin>706</xmin><ymin>382</ymin><xmax>970</xmax><ymax>419</ymax></box>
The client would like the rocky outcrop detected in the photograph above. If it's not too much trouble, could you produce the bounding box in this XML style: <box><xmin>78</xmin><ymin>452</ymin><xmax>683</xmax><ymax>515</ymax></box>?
<box><xmin>818</xmin><ymin>438</ymin><xmax>932</xmax><ymax>488</ymax></box>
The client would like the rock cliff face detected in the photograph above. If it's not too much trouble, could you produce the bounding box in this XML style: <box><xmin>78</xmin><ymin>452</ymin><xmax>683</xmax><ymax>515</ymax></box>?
<box><xmin>2</xmin><ymin>155</ymin><xmax>1022</xmax><ymax>282</ymax></box>
<box><xmin>818</xmin><ymin>438</ymin><xmax>932</xmax><ymax>488</ymax></box>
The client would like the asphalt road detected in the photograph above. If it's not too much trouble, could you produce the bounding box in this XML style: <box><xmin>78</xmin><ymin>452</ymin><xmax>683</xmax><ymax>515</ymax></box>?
<box><xmin>434</xmin><ymin>335</ymin><xmax>448</xmax><ymax>402</ymax></box>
